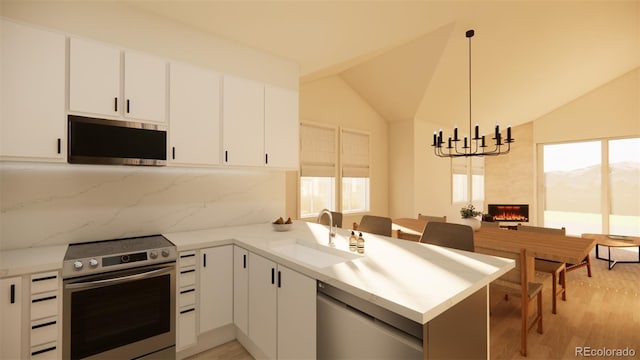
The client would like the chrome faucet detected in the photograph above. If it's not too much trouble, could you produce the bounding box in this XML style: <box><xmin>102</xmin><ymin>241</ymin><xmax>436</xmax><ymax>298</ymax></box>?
<box><xmin>317</xmin><ymin>209</ymin><xmax>336</xmax><ymax>247</ymax></box>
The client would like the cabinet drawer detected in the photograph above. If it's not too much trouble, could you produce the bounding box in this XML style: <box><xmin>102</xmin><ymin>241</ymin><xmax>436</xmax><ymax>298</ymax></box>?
<box><xmin>31</xmin><ymin>318</ymin><xmax>58</xmax><ymax>347</ymax></box>
<box><xmin>30</xmin><ymin>342</ymin><xmax>58</xmax><ymax>360</ymax></box>
<box><xmin>179</xmin><ymin>267</ymin><xmax>196</xmax><ymax>287</ymax></box>
<box><xmin>30</xmin><ymin>293</ymin><xmax>59</xmax><ymax>320</ymax></box>
<box><xmin>179</xmin><ymin>251</ymin><xmax>197</xmax><ymax>267</ymax></box>
<box><xmin>30</xmin><ymin>272</ymin><xmax>59</xmax><ymax>295</ymax></box>
<box><xmin>179</xmin><ymin>287</ymin><xmax>196</xmax><ymax>307</ymax></box>
<box><xmin>177</xmin><ymin>306</ymin><xmax>197</xmax><ymax>350</ymax></box>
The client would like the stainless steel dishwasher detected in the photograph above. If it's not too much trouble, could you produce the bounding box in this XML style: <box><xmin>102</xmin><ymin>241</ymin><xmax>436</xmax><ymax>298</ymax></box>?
<box><xmin>317</xmin><ymin>281</ymin><xmax>423</xmax><ymax>359</ymax></box>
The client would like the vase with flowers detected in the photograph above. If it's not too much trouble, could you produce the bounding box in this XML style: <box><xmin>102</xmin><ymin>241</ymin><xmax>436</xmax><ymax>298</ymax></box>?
<box><xmin>460</xmin><ymin>204</ymin><xmax>482</xmax><ymax>231</ymax></box>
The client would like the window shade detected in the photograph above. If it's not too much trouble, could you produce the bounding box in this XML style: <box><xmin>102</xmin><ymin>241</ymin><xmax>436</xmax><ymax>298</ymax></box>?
<box><xmin>300</xmin><ymin>124</ymin><xmax>336</xmax><ymax>177</ymax></box>
<box><xmin>342</xmin><ymin>130</ymin><xmax>370</xmax><ymax>178</ymax></box>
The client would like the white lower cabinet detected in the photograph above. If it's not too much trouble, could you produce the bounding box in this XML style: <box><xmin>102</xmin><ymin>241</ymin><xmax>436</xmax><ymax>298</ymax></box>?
<box><xmin>177</xmin><ymin>251</ymin><xmax>198</xmax><ymax>351</ymax></box>
<box><xmin>1</xmin><ymin>271</ymin><xmax>61</xmax><ymax>360</ymax></box>
<box><xmin>199</xmin><ymin>246</ymin><xmax>233</xmax><ymax>333</ymax></box>
<box><xmin>233</xmin><ymin>246</ymin><xmax>249</xmax><ymax>335</ymax></box>
<box><xmin>248</xmin><ymin>252</ymin><xmax>316</xmax><ymax>360</ymax></box>
<box><xmin>0</xmin><ymin>277</ymin><xmax>22</xmax><ymax>360</ymax></box>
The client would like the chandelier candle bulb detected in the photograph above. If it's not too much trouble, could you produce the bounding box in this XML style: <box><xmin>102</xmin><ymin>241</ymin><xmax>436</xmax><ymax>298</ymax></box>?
<box><xmin>507</xmin><ymin>126</ymin><xmax>512</xmax><ymax>142</ymax></box>
<box><xmin>447</xmin><ymin>137</ymin><xmax>452</xmax><ymax>149</ymax></box>
<box><xmin>494</xmin><ymin>124</ymin><xmax>499</xmax><ymax>140</ymax></box>
<box><xmin>433</xmin><ymin>132</ymin><xmax>437</xmax><ymax>146</ymax></box>
<box><xmin>474</xmin><ymin>124</ymin><xmax>479</xmax><ymax>139</ymax></box>
<box><xmin>463</xmin><ymin>137</ymin><xmax>468</xmax><ymax>149</ymax></box>
<box><xmin>481</xmin><ymin>135</ymin><xmax>486</xmax><ymax>148</ymax></box>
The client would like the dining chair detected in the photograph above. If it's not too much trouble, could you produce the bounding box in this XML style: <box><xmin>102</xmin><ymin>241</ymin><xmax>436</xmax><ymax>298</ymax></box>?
<box><xmin>356</xmin><ymin>215</ymin><xmax>392</xmax><ymax>237</ymax></box>
<box><xmin>517</xmin><ymin>224</ymin><xmax>567</xmax><ymax>314</ymax></box>
<box><xmin>419</xmin><ymin>222</ymin><xmax>474</xmax><ymax>252</ymax></box>
<box><xmin>418</xmin><ymin>214</ymin><xmax>447</xmax><ymax>223</ymax></box>
<box><xmin>481</xmin><ymin>247</ymin><xmax>543</xmax><ymax>357</ymax></box>
<box><xmin>317</xmin><ymin>211</ymin><xmax>343</xmax><ymax>228</ymax></box>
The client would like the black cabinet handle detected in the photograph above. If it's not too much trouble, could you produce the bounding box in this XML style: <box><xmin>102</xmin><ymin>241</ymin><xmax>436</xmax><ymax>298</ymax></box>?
<box><xmin>180</xmin><ymin>269</ymin><xmax>195</xmax><ymax>274</ymax></box>
<box><xmin>31</xmin><ymin>346</ymin><xmax>56</xmax><ymax>356</ymax></box>
<box><xmin>203</xmin><ymin>253</ymin><xmax>207</xmax><ymax>268</ymax></box>
<box><xmin>114</xmin><ymin>97</ymin><xmax>118</xmax><ymax>112</ymax></box>
<box><xmin>265</xmin><ymin>153</ymin><xmax>269</xmax><ymax>164</ymax></box>
<box><xmin>32</xmin><ymin>275</ymin><xmax>57</xmax><ymax>283</ymax></box>
<box><xmin>271</xmin><ymin>268</ymin><xmax>275</xmax><ymax>285</ymax></box>
<box><xmin>180</xmin><ymin>308</ymin><xmax>195</xmax><ymax>314</ymax></box>
<box><xmin>126</xmin><ymin>99</ymin><xmax>130</xmax><ymax>113</ymax></box>
<box><xmin>243</xmin><ymin>254</ymin><xmax>247</xmax><ymax>269</ymax></box>
<box><xmin>10</xmin><ymin>284</ymin><xmax>15</xmax><ymax>304</ymax></box>
<box><xmin>172</xmin><ymin>147</ymin><xmax>175</xmax><ymax>160</ymax></box>
<box><xmin>180</xmin><ymin>288</ymin><xmax>195</xmax><ymax>294</ymax></box>
<box><xmin>180</xmin><ymin>253</ymin><xmax>196</xmax><ymax>258</ymax></box>
<box><xmin>225</xmin><ymin>150</ymin><xmax>228</xmax><ymax>163</ymax></box>
<box><xmin>32</xmin><ymin>295</ymin><xmax>56</xmax><ymax>303</ymax></box>
<box><xmin>32</xmin><ymin>320</ymin><xmax>56</xmax><ymax>330</ymax></box>
<box><xmin>278</xmin><ymin>271</ymin><xmax>281</xmax><ymax>288</ymax></box>
<box><xmin>57</xmin><ymin>138</ymin><xmax>61</xmax><ymax>154</ymax></box>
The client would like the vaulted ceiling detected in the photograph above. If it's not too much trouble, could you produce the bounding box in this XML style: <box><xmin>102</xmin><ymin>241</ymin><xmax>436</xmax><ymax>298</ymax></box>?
<box><xmin>124</xmin><ymin>1</ymin><xmax>639</xmax><ymax>129</ymax></box>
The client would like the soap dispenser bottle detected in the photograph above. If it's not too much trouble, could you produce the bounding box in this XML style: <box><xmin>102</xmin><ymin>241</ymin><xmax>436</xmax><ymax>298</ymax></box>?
<box><xmin>357</xmin><ymin>232</ymin><xmax>365</xmax><ymax>254</ymax></box>
<box><xmin>349</xmin><ymin>231</ymin><xmax>357</xmax><ymax>252</ymax></box>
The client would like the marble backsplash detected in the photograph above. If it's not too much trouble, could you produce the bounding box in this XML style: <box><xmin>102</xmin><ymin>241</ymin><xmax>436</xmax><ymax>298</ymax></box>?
<box><xmin>0</xmin><ymin>162</ymin><xmax>285</xmax><ymax>250</ymax></box>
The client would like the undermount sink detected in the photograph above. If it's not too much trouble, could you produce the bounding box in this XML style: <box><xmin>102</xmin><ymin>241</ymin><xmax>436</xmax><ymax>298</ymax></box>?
<box><xmin>269</xmin><ymin>239</ymin><xmax>361</xmax><ymax>268</ymax></box>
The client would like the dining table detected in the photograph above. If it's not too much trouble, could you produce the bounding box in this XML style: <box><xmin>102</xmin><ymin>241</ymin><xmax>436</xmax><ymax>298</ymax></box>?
<box><xmin>392</xmin><ymin>218</ymin><xmax>597</xmax><ymax>279</ymax></box>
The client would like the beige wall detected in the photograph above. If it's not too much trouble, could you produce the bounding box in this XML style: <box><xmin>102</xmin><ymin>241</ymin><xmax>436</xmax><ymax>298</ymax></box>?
<box><xmin>298</xmin><ymin>75</ymin><xmax>389</xmax><ymax>226</ymax></box>
<box><xmin>389</xmin><ymin>120</ymin><xmax>414</xmax><ymax>217</ymax></box>
<box><xmin>534</xmin><ymin>68</ymin><xmax>640</xmax><ymax>144</ymax></box>
<box><xmin>1</xmin><ymin>1</ymin><xmax>298</xmax><ymax>90</ymax></box>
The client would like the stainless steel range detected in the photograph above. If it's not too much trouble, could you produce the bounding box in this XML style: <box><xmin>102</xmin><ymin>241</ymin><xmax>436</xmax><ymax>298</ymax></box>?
<box><xmin>62</xmin><ymin>235</ymin><xmax>177</xmax><ymax>360</ymax></box>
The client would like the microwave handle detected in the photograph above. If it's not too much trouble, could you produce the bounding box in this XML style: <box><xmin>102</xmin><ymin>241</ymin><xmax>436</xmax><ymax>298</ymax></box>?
<box><xmin>65</xmin><ymin>266</ymin><xmax>172</xmax><ymax>290</ymax></box>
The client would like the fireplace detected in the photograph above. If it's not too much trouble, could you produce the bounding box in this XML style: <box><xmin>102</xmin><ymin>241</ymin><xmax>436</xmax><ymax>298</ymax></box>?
<box><xmin>487</xmin><ymin>204</ymin><xmax>529</xmax><ymax>222</ymax></box>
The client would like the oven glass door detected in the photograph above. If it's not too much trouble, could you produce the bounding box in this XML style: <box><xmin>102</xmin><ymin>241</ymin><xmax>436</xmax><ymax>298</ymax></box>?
<box><xmin>64</xmin><ymin>264</ymin><xmax>175</xmax><ymax>360</ymax></box>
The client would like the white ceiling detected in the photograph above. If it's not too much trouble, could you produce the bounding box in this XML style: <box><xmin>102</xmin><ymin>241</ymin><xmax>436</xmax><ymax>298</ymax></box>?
<box><xmin>123</xmin><ymin>1</ymin><xmax>639</xmax><ymax>128</ymax></box>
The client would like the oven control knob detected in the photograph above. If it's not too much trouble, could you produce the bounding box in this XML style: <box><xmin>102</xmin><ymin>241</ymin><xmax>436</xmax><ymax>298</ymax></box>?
<box><xmin>149</xmin><ymin>251</ymin><xmax>158</xmax><ymax>259</ymax></box>
<box><xmin>89</xmin><ymin>258</ymin><xmax>99</xmax><ymax>268</ymax></box>
<box><xmin>73</xmin><ymin>261</ymin><xmax>83</xmax><ymax>270</ymax></box>
<box><xmin>161</xmin><ymin>249</ymin><xmax>170</xmax><ymax>258</ymax></box>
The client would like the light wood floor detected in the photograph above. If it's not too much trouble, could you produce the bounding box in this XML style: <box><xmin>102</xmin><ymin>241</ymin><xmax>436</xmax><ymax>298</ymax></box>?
<box><xmin>190</xmin><ymin>248</ymin><xmax>640</xmax><ymax>360</ymax></box>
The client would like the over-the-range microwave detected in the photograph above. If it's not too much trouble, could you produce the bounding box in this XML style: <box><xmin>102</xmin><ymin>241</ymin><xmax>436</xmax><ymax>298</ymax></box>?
<box><xmin>68</xmin><ymin>115</ymin><xmax>167</xmax><ymax>166</ymax></box>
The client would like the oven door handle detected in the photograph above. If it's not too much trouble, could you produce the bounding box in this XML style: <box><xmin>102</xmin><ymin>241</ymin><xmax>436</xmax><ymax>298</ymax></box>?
<box><xmin>65</xmin><ymin>266</ymin><xmax>173</xmax><ymax>290</ymax></box>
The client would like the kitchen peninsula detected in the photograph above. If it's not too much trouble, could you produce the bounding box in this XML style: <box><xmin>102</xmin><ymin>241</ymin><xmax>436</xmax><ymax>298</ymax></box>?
<box><xmin>165</xmin><ymin>221</ymin><xmax>514</xmax><ymax>359</ymax></box>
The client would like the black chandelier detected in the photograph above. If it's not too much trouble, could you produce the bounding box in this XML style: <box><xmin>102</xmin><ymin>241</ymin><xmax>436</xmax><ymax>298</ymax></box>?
<box><xmin>432</xmin><ymin>29</ymin><xmax>514</xmax><ymax>158</ymax></box>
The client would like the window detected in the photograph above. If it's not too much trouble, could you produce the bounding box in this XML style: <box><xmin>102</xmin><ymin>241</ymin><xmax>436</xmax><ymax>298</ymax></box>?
<box><xmin>452</xmin><ymin>157</ymin><xmax>484</xmax><ymax>203</ymax></box>
<box><xmin>299</xmin><ymin>124</ymin><xmax>370</xmax><ymax>218</ymax></box>
<box><xmin>609</xmin><ymin>138</ymin><xmax>640</xmax><ymax>236</ymax></box>
<box><xmin>542</xmin><ymin>137</ymin><xmax>639</xmax><ymax>236</ymax></box>
<box><xmin>299</xmin><ymin>124</ymin><xmax>336</xmax><ymax>218</ymax></box>
<box><xmin>543</xmin><ymin>141</ymin><xmax>602</xmax><ymax>235</ymax></box>
<box><xmin>341</xmin><ymin>129</ymin><xmax>370</xmax><ymax>213</ymax></box>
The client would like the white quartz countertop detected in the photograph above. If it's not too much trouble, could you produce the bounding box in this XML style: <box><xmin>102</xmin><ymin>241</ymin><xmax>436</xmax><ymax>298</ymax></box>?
<box><xmin>0</xmin><ymin>221</ymin><xmax>513</xmax><ymax>324</ymax></box>
<box><xmin>165</xmin><ymin>221</ymin><xmax>514</xmax><ymax>324</ymax></box>
<box><xmin>0</xmin><ymin>244</ymin><xmax>68</xmax><ymax>277</ymax></box>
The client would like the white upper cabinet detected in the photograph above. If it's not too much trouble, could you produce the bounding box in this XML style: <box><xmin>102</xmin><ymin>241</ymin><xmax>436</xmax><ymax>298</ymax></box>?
<box><xmin>69</xmin><ymin>37</ymin><xmax>121</xmax><ymax>118</ymax></box>
<box><xmin>169</xmin><ymin>62</ymin><xmax>221</xmax><ymax>166</ymax></box>
<box><xmin>222</xmin><ymin>75</ymin><xmax>265</xmax><ymax>166</ymax></box>
<box><xmin>1</xmin><ymin>19</ymin><xmax>66</xmax><ymax>160</ymax></box>
<box><xmin>264</xmin><ymin>86</ymin><xmax>299</xmax><ymax>169</ymax></box>
<box><xmin>124</xmin><ymin>51</ymin><xmax>167</xmax><ymax>123</ymax></box>
<box><xmin>69</xmin><ymin>38</ymin><xmax>167</xmax><ymax>123</ymax></box>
